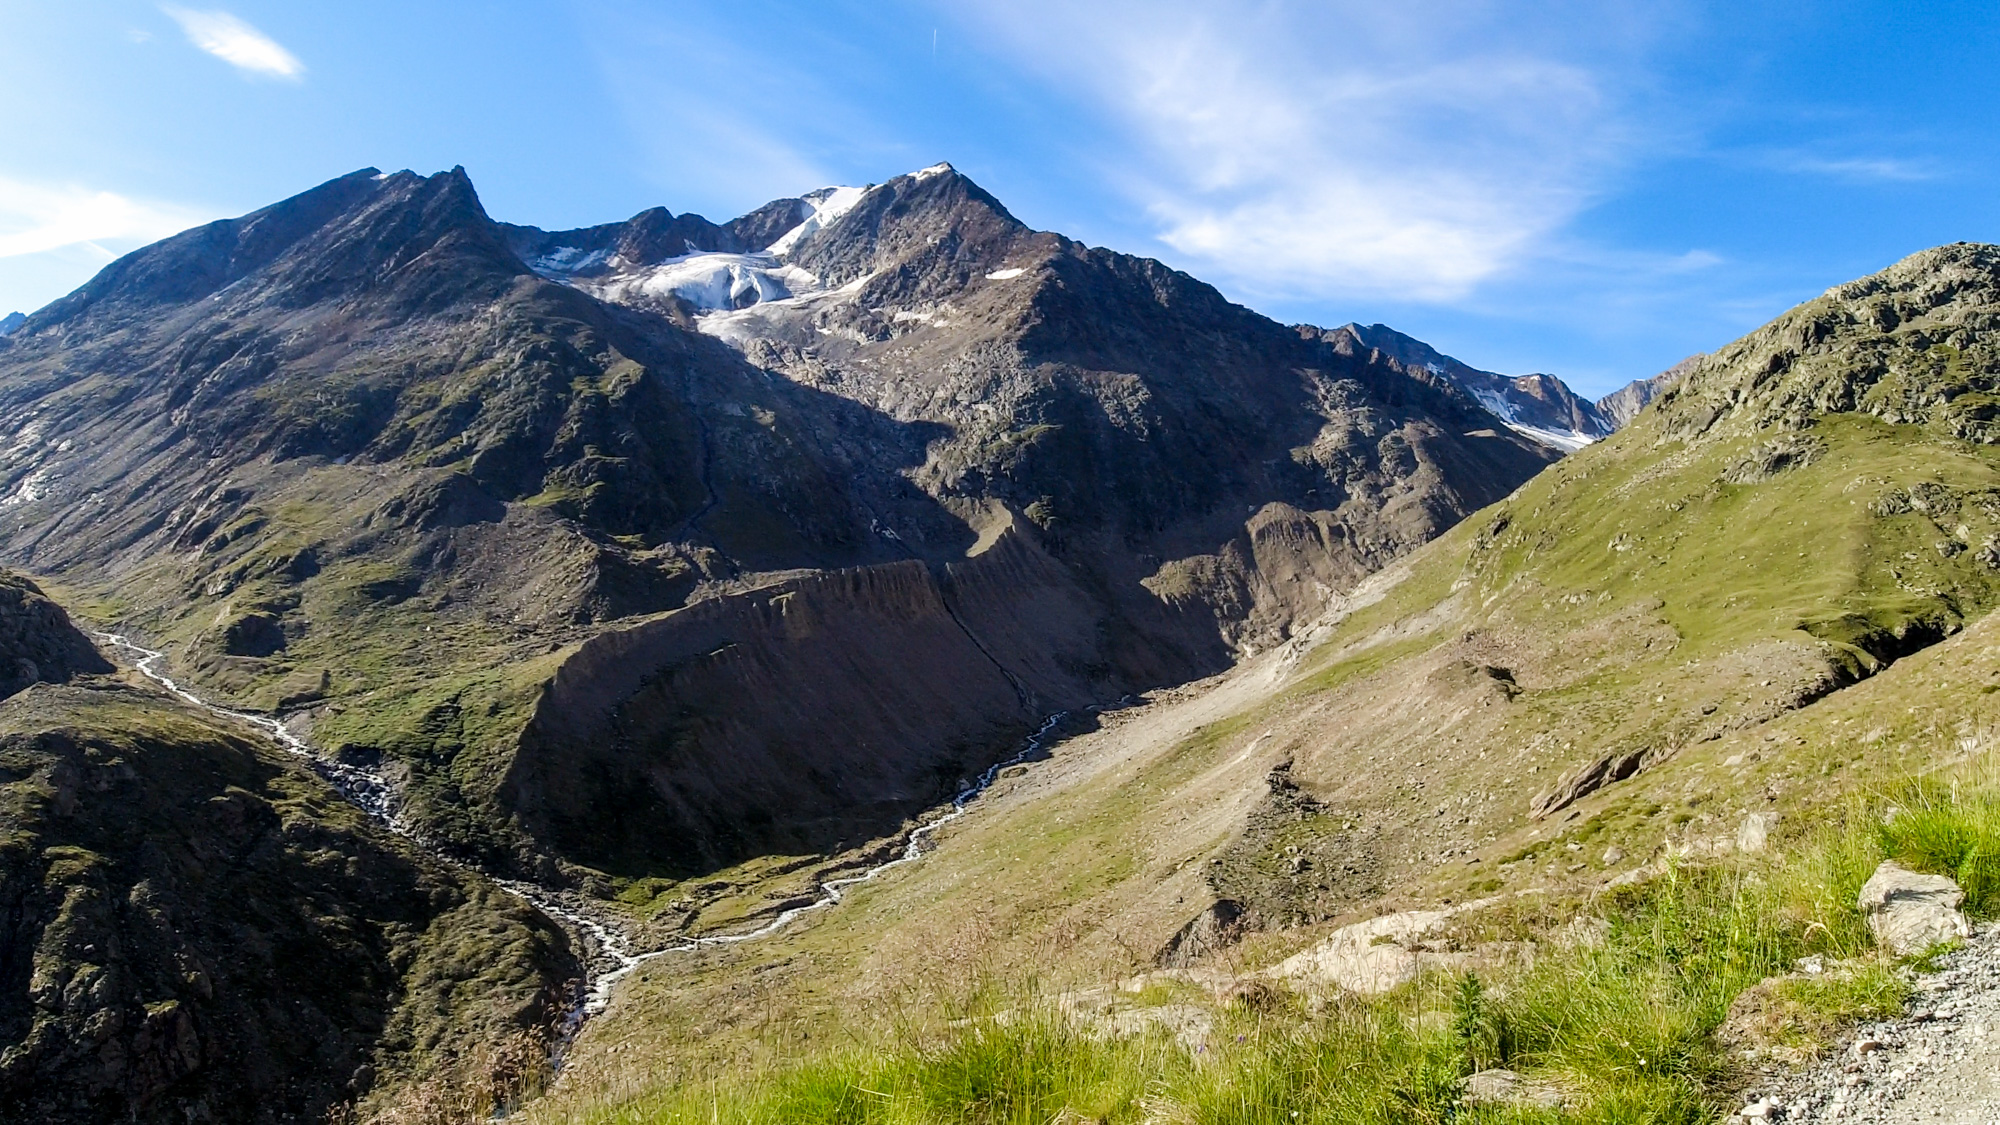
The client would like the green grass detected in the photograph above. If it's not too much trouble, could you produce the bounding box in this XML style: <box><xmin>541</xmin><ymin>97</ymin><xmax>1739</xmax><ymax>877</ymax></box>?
<box><xmin>1878</xmin><ymin>768</ymin><xmax>2000</xmax><ymax>916</ymax></box>
<box><xmin>526</xmin><ymin>743</ymin><xmax>2000</xmax><ymax>1125</ymax></box>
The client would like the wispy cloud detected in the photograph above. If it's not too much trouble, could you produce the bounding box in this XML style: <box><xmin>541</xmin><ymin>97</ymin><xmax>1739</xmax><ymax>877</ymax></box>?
<box><xmin>160</xmin><ymin>6</ymin><xmax>305</xmax><ymax>81</ymax></box>
<box><xmin>954</xmin><ymin>1</ymin><xmax>1651</xmax><ymax>303</ymax></box>
<box><xmin>577</xmin><ymin>6</ymin><xmax>875</xmax><ymax>219</ymax></box>
<box><xmin>1766</xmin><ymin>151</ymin><xmax>1938</xmax><ymax>183</ymax></box>
<box><xmin>0</xmin><ymin>177</ymin><xmax>209</xmax><ymax>260</ymax></box>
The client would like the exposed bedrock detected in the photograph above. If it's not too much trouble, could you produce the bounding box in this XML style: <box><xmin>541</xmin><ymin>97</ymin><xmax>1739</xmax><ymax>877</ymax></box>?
<box><xmin>502</xmin><ymin>519</ymin><xmax>1235</xmax><ymax>878</ymax></box>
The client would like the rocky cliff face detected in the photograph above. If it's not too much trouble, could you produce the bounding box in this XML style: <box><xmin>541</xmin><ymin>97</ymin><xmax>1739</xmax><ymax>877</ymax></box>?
<box><xmin>0</xmin><ymin>572</ymin><xmax>109</xmax><ymax>699</ymax></box>
<box><xmin>0</xmin><ymin>164</ymin><xmax>1557</xmax><ymax>881</ymax></box>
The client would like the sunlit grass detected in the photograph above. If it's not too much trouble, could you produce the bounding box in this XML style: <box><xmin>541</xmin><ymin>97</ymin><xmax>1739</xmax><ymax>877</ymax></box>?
<box><xmin>504</xmin><ymin>752</ymin><xmax>2000</xmax><ymax>1125</ymax></box>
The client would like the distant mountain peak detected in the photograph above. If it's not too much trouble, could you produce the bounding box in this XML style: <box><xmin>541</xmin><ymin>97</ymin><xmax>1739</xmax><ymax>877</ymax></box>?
<box><xmin>30</xmin><ymin>166</ymin><xmax>523</xmax><ymax>333</ymax></box>
<box><xmin>1596</xmin><ymin>354</ymin><xmax>1698</xmax><ymax>428</ymax></box>
<box><xmin>1336</xmin><ymin>322</ymin><xmax>1612</xmax><ymax>450</ymax></box>
<box><xmin>504</xmin><ymin>164</ymin><xmax>1025</xmax><ymax>323</ymax></box>
<box><xmin>0</xmin><ymin>311</ymin><xmax>23</xmax><ymax>337</ymax></box>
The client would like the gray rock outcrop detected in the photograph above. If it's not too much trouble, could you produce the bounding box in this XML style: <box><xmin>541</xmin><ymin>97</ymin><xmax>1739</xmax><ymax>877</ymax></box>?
<box><xmin>1859</xmin><ymin>860</ymin><xmax>1970</xmax><ymax>956</ymax></box>
<box><xmin>0</xmin><ymin>571</ymin><xmax>110</xmax><ymax>700</ymax></box>
<box><xmin>1463</xmin><ymin>1069</ymin><xmax>1565</xmax><ymax>1109</ymax></box>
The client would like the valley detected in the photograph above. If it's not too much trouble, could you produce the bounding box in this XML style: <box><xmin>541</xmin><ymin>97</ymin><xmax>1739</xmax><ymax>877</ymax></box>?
<box><xmin>6</xmin><ymin>160</ymin><xmax>2000</xmax><ymax>1124</ymax></box>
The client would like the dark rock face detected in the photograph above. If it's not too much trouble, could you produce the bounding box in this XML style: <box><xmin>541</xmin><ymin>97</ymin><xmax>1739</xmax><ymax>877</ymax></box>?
<box><xmin>0</xmin><ymin>571</ymin><xmax>109</xmax><ymax>700</ymax></box>
<box><xmin>0</xmin><ymin>685</ymin><xmax>576</xmax><ymax>1124</ymax></box>
<box><xmin>1156</xmin><ymin>899</ymin><xmax>1246</xmax><ymax>968</ymax></box>
<box><xmin>505</xmin><ymin>560</ymin><xmax>1030</xmax><ymax>874</ymax></box>
<box><xmin>0</xmin><ymin>163</ymin><xmax>1558</xmax><ymax>882</ymax></box>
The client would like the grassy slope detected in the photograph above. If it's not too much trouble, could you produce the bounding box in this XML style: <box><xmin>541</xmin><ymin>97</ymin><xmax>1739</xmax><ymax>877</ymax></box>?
<box><xmin>34</xmin><ymin>457</ymin><xmax>581</xmax><ymax>867</ymax></box>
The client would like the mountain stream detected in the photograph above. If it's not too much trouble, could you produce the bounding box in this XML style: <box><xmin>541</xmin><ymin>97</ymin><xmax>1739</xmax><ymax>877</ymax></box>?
<box><xmin>95</xmin><ymin>631</ymin><xmax>1064</xmax><ymax>1030</ymax></box>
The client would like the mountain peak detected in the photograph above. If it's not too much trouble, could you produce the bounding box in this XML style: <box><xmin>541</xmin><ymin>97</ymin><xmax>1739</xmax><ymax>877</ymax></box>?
<box><xmin>1335</xmin><ymin>322</ymin><xmax>1612</xmax><ymax>449</ymax></box>
<box><xmin>30</xmin><ymin>166</ymin><xmax>523</xmax><ymax>331</ymax></box>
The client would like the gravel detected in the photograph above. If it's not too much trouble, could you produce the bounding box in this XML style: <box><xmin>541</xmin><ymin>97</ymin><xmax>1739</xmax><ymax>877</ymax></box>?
<box><xmin>1733</xmin><ymin>923</ymin><xmax>2000</xmax><ymax>1124</ymax></box>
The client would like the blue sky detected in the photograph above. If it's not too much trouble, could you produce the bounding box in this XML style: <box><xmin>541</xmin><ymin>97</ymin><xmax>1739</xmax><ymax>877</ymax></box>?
<box><xmin>2</xmin><ymin>1</ymin><xmax>1996</xmax><ymax>395</ymax></box>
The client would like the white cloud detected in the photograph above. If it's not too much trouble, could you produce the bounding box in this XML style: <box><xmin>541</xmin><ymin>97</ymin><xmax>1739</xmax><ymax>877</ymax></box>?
<box><xmin>954</xmin><ymin>1</ymin><xmax>1648</xmax><ymax>302</ymax></box>
<box><xmin>0</xmin><ymin>177</ymin><xmax>210</xmax><ymax>260</ymax></box>
<box><xmin>160</xmin><ymin>6</ymin><xmax>305</xmax><ymax>80</ymax></box>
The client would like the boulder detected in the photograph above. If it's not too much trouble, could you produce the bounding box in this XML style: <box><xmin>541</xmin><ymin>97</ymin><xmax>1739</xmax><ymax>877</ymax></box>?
<box><xmin>1155</xmin><ymin>899</ymin><xmax>1247</xmax><ymax>968</ymax></box>
<box><xmin>1266</xmin><ymin>909</ymin><xmax>1453</xmax><ymax>993</ymax></box>
<box><xmin>1462</xmin><ymin>1069</ymin><xmax>1564</xmax><ymax>1109</ymax></box>
<box><xmin>1737</xmin><ymin>812</ymin><xmax>1776</xmax><ymax>853</ymax></box>
<box><xmin>0</xmin><ymin>571</ymin><xmax>110</xmax><ymax>700</ymax></box>
<box><xmin>1857</xmin><ymin>860</ymin><xmax>1968</xmax><ymax>956</ymax></box>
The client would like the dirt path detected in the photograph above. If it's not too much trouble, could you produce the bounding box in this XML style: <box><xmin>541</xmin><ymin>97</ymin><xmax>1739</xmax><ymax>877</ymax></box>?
<box><xmin>1741</xmin><ymin>924</ymin><xmax>2000</xmax><ymax>1124</ymax></box>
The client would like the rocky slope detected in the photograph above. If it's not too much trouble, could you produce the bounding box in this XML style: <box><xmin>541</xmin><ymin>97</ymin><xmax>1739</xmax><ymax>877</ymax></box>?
<box><xmin>0</xmin><ymin>165</ymin><xmax>1556</xmax><ymax>883</ymax></box>
<box><xmin>1230</xmin><ymin>243</ymin><xmax>2000</xmax><ymax>922</ymax></box>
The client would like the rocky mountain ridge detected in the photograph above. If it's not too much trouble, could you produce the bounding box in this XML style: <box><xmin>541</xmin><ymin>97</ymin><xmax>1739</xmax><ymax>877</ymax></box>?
<box><xmin>1339</xmin><ymin>322</ymin><xmax>1687</xmax><ymax>450</ymax></box>
<box><xmin>0</xmin><ymin>164</ymin><xmax>1556</xmax><ymax>887</ymax></box>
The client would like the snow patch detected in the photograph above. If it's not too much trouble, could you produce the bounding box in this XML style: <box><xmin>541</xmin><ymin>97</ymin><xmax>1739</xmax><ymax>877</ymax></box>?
<box><xmin>985</xmin><ymin>268</ymin><xmax>1025</xmax><ymax>281</ymax></box>
<box><xmin>1467</xmin><ymin>384</ymin><xmax>1595</xmax><ymax>451</ymax></box>
<box><xmin>578</xmin><ymin>251</ymin><xmax>819</xmax><ymax>313</ymax></box>
<box><xmin>527</xmin><ymin>246</ymin><xmax>611</xmax><ymax>276</ymax></box>
<box><xmin>766</xmin><ymin>184</ymin><xmax>871</xmax><ymax>257</ymax></box>
<box><xmin>1469</xmin><ymin>386</ymin><xmax>1519</xmax><ymax>424</ymax></box>
<box><xmin>891</xmin><ymin>306</ymin><xmax>956</xmax><ymax>330</ymax></box>
<box><xmin>1509</xmin><ymin>424</ymin><xmax>1595</xmax><ymax>452</ymax></box>
<box><xmin>694</xmin><ymin>273</ymin><xmax>876</xmax><ymax>348</ymax></box>
<box><xmin>913</xmin><ymin>162</ymin><xmax>955</xmax><ymax>181</ymax></box>
<box><xmin>1</xmin><ymin>464</ymin><xmax>58</xmax><ymax>508</ymax></box>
